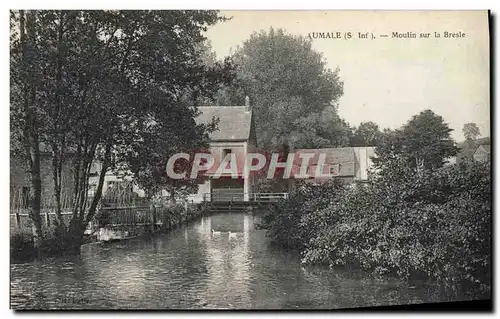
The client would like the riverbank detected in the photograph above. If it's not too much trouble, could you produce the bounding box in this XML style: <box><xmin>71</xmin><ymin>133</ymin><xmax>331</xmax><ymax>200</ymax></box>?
<box><xmin>10</xmin><ymin>202</ymin><xmax>206</xmax><ymax>263</ymax></box>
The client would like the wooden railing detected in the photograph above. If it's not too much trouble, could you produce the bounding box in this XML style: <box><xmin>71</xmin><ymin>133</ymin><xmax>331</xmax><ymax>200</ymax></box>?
<box><xmin>10</xmin><ymin>203</ymin><xmax>203</xmax><ymax>235</ymax></box>
<box><xmin>252</xmin><ymin>192</ymin><xmax>289</xmax><ymax>202</ymax></box>
<box><xmin>10</xmin><ymin>211</ymin><xmax>95</xmax><ymax>234</ymax></box>
<box><xmin>203</xmin><ymin>192</ymin><xmax>288</xmax><ymax>202</ymax></box>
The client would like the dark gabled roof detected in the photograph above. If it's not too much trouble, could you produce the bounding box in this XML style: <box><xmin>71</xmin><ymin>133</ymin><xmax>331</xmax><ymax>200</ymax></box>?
<box><xmin>196</xmin><ymin>106</ymin><xmax>252</xmax><ymax>141</ymax></box>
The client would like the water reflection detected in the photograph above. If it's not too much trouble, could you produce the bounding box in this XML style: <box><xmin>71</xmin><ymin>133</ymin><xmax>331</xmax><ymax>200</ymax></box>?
<box><xmin>11</xmin><ymin>212</ymin><xmax>464</xmax><ymax>309</ymax></box>
<box><xmin>196</xmin><ymin>214</ymin><xmax>252</xmax><ymax>308</ymax></box>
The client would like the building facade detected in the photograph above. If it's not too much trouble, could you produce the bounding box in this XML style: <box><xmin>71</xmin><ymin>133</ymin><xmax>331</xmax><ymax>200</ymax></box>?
<box><xmin>291</xmin><ymin>147</ymin><xmax>375</xmax><ymax>182</ymax></box>
<box><xmin>189</xmin><ymin>102</ymin><xmax>257</xmax><ymax>203</ymax></box>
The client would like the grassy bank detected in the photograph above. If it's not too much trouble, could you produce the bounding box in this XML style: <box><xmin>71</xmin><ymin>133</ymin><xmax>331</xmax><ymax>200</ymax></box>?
<box><xmin>258</xmin><ymin>160</ymin><xmax>491</xmax><ymax>299</ymax></box>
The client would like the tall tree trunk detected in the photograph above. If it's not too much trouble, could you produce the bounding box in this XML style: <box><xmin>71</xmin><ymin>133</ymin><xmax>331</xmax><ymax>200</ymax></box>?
<box><xmin>51</xmin><ymin>141</ymin><xmax>66</xmax><ymax>233</ymax></box>
<box><xmin>66</xmin><ymin>136</ymin><xmax>113</xmax><ymax>250</ymax></box>
<box><xmin>19</xmin><ymin>10</ymin><xmax>43</xmax><ymax>248</ymax></box>
<box><xmin>28</xmin><ymin>135</ymin><xmax>43</xmax><ymax>248</ymax></box>
<box><xmin>72</xmin><ymin>141</ymin><xmax>85</xmax><ymax>220</ymax></box>
<box><xmin>50</xmin><ymin>10</ymin><xmax>66</xmax><ymax>231</ymax></box>
<box><xmin>85</xmin><ymin>137</ymin><xmax>113</xmax><ymax>226</ymax></box>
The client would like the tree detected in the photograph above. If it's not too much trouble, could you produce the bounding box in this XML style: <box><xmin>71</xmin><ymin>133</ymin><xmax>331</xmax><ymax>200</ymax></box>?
<box><xmin>215</xmin><ymin>27</ymin><xmax>346</xmax><ymax>150</ymax></box>
<box><xmin>10</xmin><ymin>10</ymin><xmax>44</xmax><ymax>246</ymax></box>
<box><xmin>458</xmin><ymin>122</ymin><xmax>482</xmax><ymax>164</ymax></box>
<box><xmin>121</xmin><ymin>107</ymin><xmax>218</xmax><ymax>202</ymax></box>
<box><xmin>290</xmin><ymin>107</ymin><xmax>352</xmax><ymax>149</ymax></box>
<box><xmin>10</xmin><ymin>10</ymin><xmax>233</xmax><ymax>252</ymax></box>
<box><xmin>351</xmin><ymin>121</ymin><xmax>383</xmax><ymax>146</ymax></box>
<box><xmin>373</xmin><ymin>110</ymin><xmax>458</xmax><ymax>174</ymax></box>
<box><xmin>463</xmin><ymin>122</ymin><xmax>481</xmax><ymax>142</ymax></box>
<box><xmin>196</xmin><ymin>39</ymin><xmax>218</xmax><ymax>67</ymax></box>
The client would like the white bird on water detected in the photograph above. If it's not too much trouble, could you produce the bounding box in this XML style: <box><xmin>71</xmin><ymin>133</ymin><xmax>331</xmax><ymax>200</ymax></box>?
<box><xmin>212</xmin><ymin>229</ymin><xmax>221</xmax><ymax>236</ymax></box>
<box><xmin>228</xmin><ymin>231</ymin><xmax>237</xmax><ymax>239</ymax></box>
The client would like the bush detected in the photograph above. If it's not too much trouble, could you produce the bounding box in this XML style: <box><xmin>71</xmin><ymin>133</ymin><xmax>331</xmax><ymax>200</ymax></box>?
<box><xmin>261</xmin><ymin>160</ymin><xmax>491</xmax><ymax>297</ymax></box>
<box><xmin>10</xmin><ymin>229</ymin><xmax>34</xmax><ymax>255</ymax></box>
<box><xmin>258</xmin><ymin>179</ymin><xmax>346</xmax><ymax>250</ymax></box>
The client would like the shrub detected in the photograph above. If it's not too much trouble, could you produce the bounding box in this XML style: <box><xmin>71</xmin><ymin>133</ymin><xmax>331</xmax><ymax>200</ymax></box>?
<box><xmin>257</xmin><ymin>179</ymin><xmax>346</xmax><ymax>250</ymax></box>
<box><xmin>303</xmin><ymin>160</ymin><xmax>491</xmax><ymax>296</ymax></box>
<box><xmin>262</xmin><ymin>160</ymin><xmax>491</xmax><ymax>297</ymax></box>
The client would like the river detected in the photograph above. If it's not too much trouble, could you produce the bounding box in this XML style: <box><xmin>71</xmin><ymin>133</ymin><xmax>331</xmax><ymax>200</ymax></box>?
<box><xmin>11</xmin><ymin>212</ymin><xmax>459</xmax><ymax>310</ymax></box>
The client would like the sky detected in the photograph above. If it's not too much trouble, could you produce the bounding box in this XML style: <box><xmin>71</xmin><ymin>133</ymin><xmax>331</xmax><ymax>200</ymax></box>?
<box><xmin>205</xmin><ymin>10</ymin><xmax>490</xmax><ymax>142</ymax></box>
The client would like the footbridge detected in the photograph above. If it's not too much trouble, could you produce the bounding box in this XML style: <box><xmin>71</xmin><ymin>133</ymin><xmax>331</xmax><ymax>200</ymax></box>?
<box><xmin>202</xmin><ymin>192</ymin><xmax>289</xmax><ymax>212</ymax></box>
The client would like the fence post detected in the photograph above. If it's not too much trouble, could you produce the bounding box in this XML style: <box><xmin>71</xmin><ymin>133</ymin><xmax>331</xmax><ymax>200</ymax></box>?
<box><xmin>15</xmin><ymin>211</ymin><xmax>20</xmax><ymax>229</ymax></box>
<box><xmin>45</xmin><ymin>212</ymin><xmax>50</xmax><ymax>228</ymax></box>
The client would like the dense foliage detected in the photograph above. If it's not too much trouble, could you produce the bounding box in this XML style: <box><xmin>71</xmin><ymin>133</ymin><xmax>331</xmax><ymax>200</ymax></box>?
<box><xmin>463</xmin><ymin>122</ymin><xmax>481</xmax><ymax>142</ymax></box>
<box><xmin>259</xmin><ymin>111</ymin><xmax>491</xmax><ymax>298</ymax></box>
<box><xmin>350</xmin><ymin>121</ymin><xmax>383</xmax><ymax>147</ymax></box>
<box><xmin>10</xmin><ymin>10</ymin><xmax>233</xmax><ymax>250</ymax></box>
<box><xmin>258</xmin><ymin>179</ymin><xmax>345</xmax><ymax>250</ymax></box>
<box><xmin>212</xmin><ymin>27</ymin><xmax>347</xmax><ymax>150</ymax></box>
<box><xmin>373</xmin><ymin>110</ymin><xmax>458</xmax><ymax>172</ymax></box>
<box><xmin>260</xmin><ymin>160</ymin><xmax>491</xmax><ymax>297</ymax></box>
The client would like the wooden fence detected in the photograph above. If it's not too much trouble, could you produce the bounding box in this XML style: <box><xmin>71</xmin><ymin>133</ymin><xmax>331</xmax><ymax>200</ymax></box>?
<box><xmin>10</xmin><ymin>203</ymin><xmax>202</xmax><ymax>236</ymax></box>
<box><xmin>10</xmin><ymin>211</ymin><xmax>75</xmax><ymax>234</ymax></box>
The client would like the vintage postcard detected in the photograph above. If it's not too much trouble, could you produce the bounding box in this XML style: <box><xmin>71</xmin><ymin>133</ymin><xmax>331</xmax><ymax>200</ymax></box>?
<box><xmin>9</xmin><ymin>10</ymin><xmax>491</xmax><ymax>310</ymax></box>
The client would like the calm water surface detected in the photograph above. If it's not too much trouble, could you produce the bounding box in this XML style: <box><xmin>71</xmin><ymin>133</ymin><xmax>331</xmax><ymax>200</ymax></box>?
<box><xmin>11</xmin><ymin>212</ymin><xmax>460</xmax><ymax>310</ymax></box>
